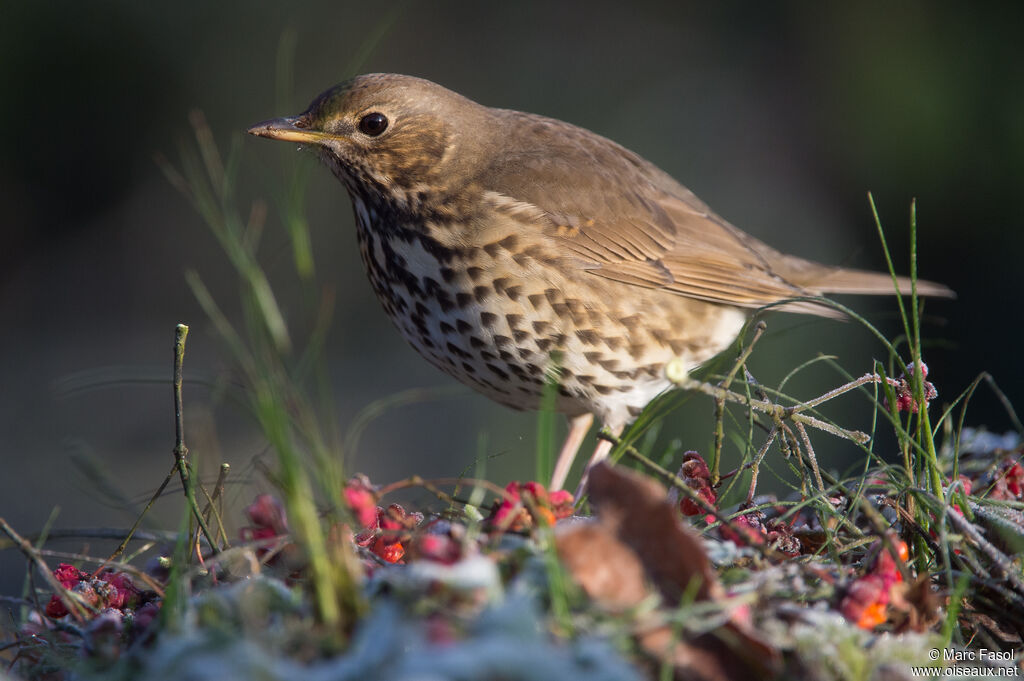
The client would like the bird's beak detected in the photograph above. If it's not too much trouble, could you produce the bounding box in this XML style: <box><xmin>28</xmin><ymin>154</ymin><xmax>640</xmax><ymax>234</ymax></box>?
<box><xmin>247</xmin><ymin>116</ymin><xmax>332</xmax><ymax>144</ymax></box>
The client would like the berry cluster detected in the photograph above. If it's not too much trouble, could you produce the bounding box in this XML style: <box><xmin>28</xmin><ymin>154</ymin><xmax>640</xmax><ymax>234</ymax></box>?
<box><xmin>30</xmin><ymin>562</ymin><xmax>160</xmax><ymax>664</ymax></box>
<box><xmin>677</xmin><ymin>451</ymin><xmax>716</xmax><ymax>518</ymax></box>
<box><xmin>675</xmin><ymin>451</ymin><xmax>804</xmax><ymax>556</ymax></box>
<box><xmin>839</xmin><ymin>537</ymin><xmax>909</xmax><ymax>629</ymax></box>
<box><xmin>354</xmin><ymin>503</ymin><xmax>424</xmax><ymax>565</ymax></box>
<box><xmin>487</xmin><ymin>481</ymin><xmax>574</xmax><ymax>531</ymax></box>
<box><xmin>44</xmin><ymin>564</ymin><xmax>138</xmax><ymax>618</ymax></box>
<box><xmin>885</xmin><ymin>361</ymin><xmax>938</xmax><ymax>413</ymax></box>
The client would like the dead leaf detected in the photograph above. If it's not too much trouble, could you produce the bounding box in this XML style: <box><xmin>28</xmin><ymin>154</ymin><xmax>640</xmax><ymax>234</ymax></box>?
<box><xmin>587</xmin><ymin>462</ymin><xmax>721</xmax><ymax>605</ymax></box>
<box><xmin>580</xmin><ymin>463</ymin><xmax>781</xmax><ymax>679</ymax></box>
<box><xmin>555</xmin><ymin>522</ymin><xmax>649</xmax><ymax>611</ymax></box>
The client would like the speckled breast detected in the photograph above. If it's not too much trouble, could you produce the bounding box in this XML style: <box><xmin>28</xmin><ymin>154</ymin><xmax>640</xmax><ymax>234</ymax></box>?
<box><xmin>348</xmin><ymin>195</ymin><xmax>748</xmax><ymax>429</ymax></box>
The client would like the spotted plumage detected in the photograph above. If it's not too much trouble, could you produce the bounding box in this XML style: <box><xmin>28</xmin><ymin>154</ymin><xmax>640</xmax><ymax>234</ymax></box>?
<box><xmin>249</xmin><ymin>73</ymin><xmax>952</xmax><ymax>490</ymax></box>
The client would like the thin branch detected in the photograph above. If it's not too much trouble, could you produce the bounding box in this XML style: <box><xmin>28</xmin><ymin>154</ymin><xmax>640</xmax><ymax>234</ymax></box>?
<box><xmin>787</xmin><ymin>373</ymin><xmax>888</xmax><ymax>414</ymax></box>
<box><xmin>172</xmin><ymin>324</ymin><xmax>217</xmax><ymax>553</ymax></box>
<box><xmin>200</xmin><ymin>463</ymin><xmax>232</xmax><ymax>547</ymax></box>
<box><xmin>795</xmin><ymin>421</ymin><xmax>826</xmax><ymax>495</ymax></box>
<box><xmin>712</xmin><ymin>321</ymin><xmax>767</xmax><ymax>484</ymax></box>
<box><xmin>95</xmin><ymin>461</ymin><xmax>179</xmax><ymax>573</ymax></box>
<box><xmin>673</xmin><ymin>376</ymin><xmax>871</xmax><ymax>444</ymax></box>
<box><xmin>0</xmin><ymin>518</ymin><xmax>91</xmax><ymax>622</ymax></box>
<box><xmin>746</xmin><ymin>427</ymin><xmax>778</xmax><ymax>505</ymax></box>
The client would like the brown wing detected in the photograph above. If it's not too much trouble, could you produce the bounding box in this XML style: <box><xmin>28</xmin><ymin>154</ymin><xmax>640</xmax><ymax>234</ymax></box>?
<box><xmin>482</xmin><ymin>109</ymin><xmax>952</xmax><ymax>316</ymax></box>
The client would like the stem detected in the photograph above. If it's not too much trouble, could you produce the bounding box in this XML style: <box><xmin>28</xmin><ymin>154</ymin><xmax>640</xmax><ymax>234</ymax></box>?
<box><xmin>909</xmin><ymin>203</ymin><xmax>945</xmax><ymax>499</ymax></box>
<box><xmin>201</xmin><ymin>463</ymin><xmax>232</xmax><ymax>547</ymax></box>
<box><xmin>97</xmin><ymin>461</ymin><xmax>179</xmax><ymax>571</ymax></box>
<box><xmin>788</xmin><ymin>373</ymin><xmax>885</xmax><ymax>413</ymax></box>
<box><xmin>745</xmin><ymin>428</ymin><xmax>778</xmax><ymax>504</ymax></box>
<box><xmin>673</xmin><ymin>377</ymin><xmax>870</xmax><ymax>444</ymax></box>
<box><xmin>0</xmin><ymin>518</ymin><xmax>91</xmax><ymax>622</ymax></box>
<box><xmin>712</xmin><ymin>321</ymin><xmax>766</xmax><ymax>485</ymax></box>
<box><xmin>795</xmin><ymin>422</ymin><xmax>826</xmax><ymax>495</ymax></box>
<box><xmin>173</xmin><ymin>324</ymin><xmax>217</xmax><ymax>553</ymax></box>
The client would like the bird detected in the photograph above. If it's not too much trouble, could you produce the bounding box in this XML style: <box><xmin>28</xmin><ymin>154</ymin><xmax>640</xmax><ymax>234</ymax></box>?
<box><xmin>248</xmin><ymin>73</ymin><xmax>952</xmax><ymax>493</ymax></box>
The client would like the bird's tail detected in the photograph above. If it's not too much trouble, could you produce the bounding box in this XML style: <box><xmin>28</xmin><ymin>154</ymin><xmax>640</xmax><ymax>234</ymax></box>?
<box><xmin>771</xmin><ymin>262</ymin><xmax>954</xmax><ymax>318</ymax></box>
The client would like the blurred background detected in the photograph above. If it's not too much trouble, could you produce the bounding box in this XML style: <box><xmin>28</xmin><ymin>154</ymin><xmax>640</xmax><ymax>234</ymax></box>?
<box><xmin>2</xmin><ymin>1</ymin><xmax>1021</xmax><ymax>594</ymax></box>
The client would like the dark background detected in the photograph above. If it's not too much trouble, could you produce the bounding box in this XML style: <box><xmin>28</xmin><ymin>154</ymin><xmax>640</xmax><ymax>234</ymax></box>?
<box><xmin>2</xmin><ymin>1</ymin><xmax>1021</xmax><ymax>594</ymax></box>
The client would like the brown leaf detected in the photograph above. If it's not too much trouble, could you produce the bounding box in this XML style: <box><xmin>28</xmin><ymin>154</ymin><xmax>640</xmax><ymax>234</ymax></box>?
<box><xmin>585</xmin><ymin>462</ymin><xmax>781</xmax><ymax>679</ymax></box>
<box><xmin>555</xmin><ymin>522</ymin><xmax>650</xmax><ymax>611</ymax></box>
<box><xmin>587</xmin><ymin>462</ymin><xmax>721</xmax><ymax>604</ymax></box>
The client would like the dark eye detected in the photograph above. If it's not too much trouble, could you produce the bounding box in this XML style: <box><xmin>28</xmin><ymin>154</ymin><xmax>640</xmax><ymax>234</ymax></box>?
<box><xmin>358</xmin><ymin>112</ymin><xmax>389</xmax><ymax>136</ymax></box>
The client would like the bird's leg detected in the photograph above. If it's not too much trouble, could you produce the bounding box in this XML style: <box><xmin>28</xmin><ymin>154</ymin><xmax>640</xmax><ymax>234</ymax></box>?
<box><xmin>573</xmin><ymin>423</ymin><xmax>625</xmax><ymax>499</ymax></box>
<box><xmin>549</xmin><ymin>412</ymin><xmax>594</xmax><ymax>491</ymax></box>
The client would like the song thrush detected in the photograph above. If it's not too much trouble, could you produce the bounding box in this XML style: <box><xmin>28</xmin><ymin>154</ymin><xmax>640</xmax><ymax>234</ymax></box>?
<box><xmin>249</xmin><ymin>74</ymin><xmax>951</xmax><ymax>491</ymax></box>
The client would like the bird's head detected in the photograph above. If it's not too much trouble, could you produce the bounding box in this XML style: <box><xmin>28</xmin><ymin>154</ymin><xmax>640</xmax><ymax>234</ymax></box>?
<box><xmin>248</xmin><ymin>73</ymin><xmax>487</xmax><ymax>198</ymax></box>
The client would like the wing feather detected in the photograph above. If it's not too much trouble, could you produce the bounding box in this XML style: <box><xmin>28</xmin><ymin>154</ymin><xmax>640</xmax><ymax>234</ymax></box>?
<box><xmin>479</xmin><ymin>110</ymin><xmax>952</xmax><ymax>314</ymax></box>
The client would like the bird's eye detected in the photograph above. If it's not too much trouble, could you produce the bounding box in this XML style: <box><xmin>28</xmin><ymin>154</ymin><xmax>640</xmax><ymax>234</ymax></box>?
<box><xmin>358</xmin><ymin>112</ymin><xmax>389</xmax><ymax>136</ymax></box>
